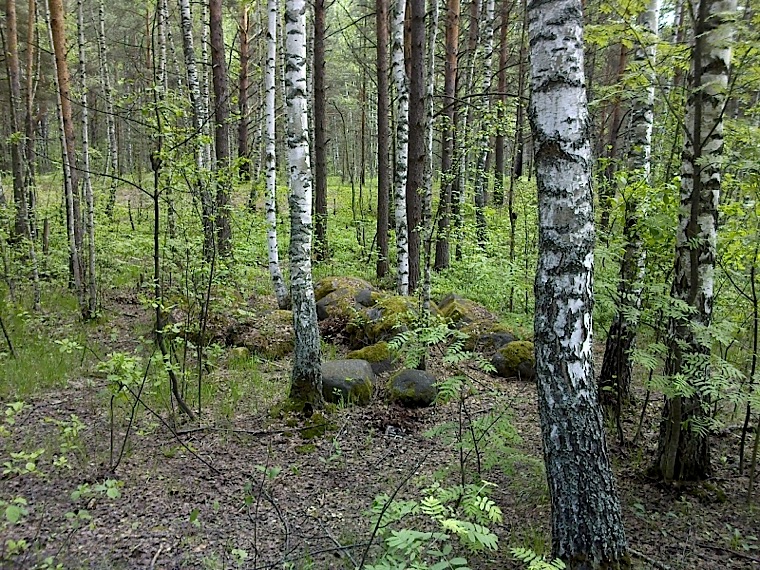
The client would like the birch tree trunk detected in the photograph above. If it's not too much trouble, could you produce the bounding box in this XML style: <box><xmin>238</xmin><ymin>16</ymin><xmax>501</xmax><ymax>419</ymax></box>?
<box><xmin>78</xmin><ymin>0</ymin><xmax>96</xmax><ymax>318</ymax></box>
<box><xmin>285</xmin><ymin>0</ymin><xmax>323</xmax><ymax>410</ymax></box>
<box><xmin>654</xmin><ymin>0</ymin><xmax>736</xmax><ymax>482</ymax></box>
<box><xmin>493</xmin><ymin>0</ymin><xmax>510</xmax><ymax>205</ymax></box>
<box><xmin>391</xmin><ymin>0</ymin><xmax>409</xmax><ymax>295</ymax></box>
<box><xmin>473</xmin><ymin>0</ymin><xmax>495</xmax><ymax>248</ymax></box>
<box><xmin>238</xmin><ymin>3</ymin><xmax>251</xmax><ymax>179</ymax></box>
<box><xmin>98</xmin><ymin>0</ymin><xmax>119</xmax><ymax>219</ymax></box>
<box><xmin>434</xmin><ymin>0</ymin><xmax>459</xmax><ymax>271</ymax></box>
<box><xmin>376</xmin><ymin>0</ymin><xmax>391</xmax><ymax>279</ymax></box>
<box><xmin>209</xmin><ymin>0</ymin><xmax>232</xmax><ymax>257</ymax></box>
<box><xmin>265</xmin><ymin>0</ymin><xmax>290</xmax><ymax>309</ymax></box>
<box><xmin>529</xmin><ymin>0</ymin><xmax>630</xmax><ymax>564</ymax></box>
<box><xmin>177</xmin><ymin>0</ymin><xmax>214</xmax><ymax>259</ymax></box>
<box><xmin>313</xmin><ymin>0</ymin><xmax>329</xmax><ymax>260</ymax></box>
<box><xmin>599</xmin><ymin>0</ymin><xmax>660</xmax><ymax>412</ymax></box>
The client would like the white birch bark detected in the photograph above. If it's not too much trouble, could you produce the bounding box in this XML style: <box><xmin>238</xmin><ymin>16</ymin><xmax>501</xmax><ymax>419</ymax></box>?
<box><xmin>473</xmin><ymin>0</ymin><xmax>494</xmax><ymax>247</ymax></box>
<box><xmin>266</xmin><ymin>0</ymin><xmax>289</xmax><ymax>308</ymax></box>
<box><xmin>391</xmin><ymin>0</ymin><xmax>409</xmax><ymax>295</ymax></box>
<box><xmin>657</xmin><ymin>0</ymin><xmax>736</xmax><ymax>482</ymax></box>
<box><xmin>528</xmin><ymin>0</ymin><xmax>629</xmax><ymax>564</ymax></box>
<box><xmin>284</xmin><ymin>0</ymin><xmax>323</xmax><ymax>408</ymax></box>
<box><xmin>98</xmin><ymin>0</ymin><xmax>119</xmax><ymax>218</ymax></box>
<box><xmin>78</xmin><ymin>0</ymin><xmax>96</xmax><ymax>318</ymax></box>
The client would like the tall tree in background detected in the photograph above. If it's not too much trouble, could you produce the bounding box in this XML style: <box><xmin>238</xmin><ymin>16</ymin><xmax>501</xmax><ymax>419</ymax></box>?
<box><xmin>238</xmin><ymin>2</ymin><xmax>251</xmax><ymax>180</ymax></box>
<box><xmin>265</xmin><ymin>0</ymin><xmax>289</xmax><ymax>309</ymax></box>
<box><xmin>529</xmin><ymin>0</ymin><xmax>630</xmax><ymax>564</ymax></box>
<box><xmin>285</xmin><ymin>0</ymin><xmax>323</xmax><ymax>409</ymax></box>
<box><xmin>391</xmin><ymin>0</ymin><xmax>409</xmax><ymax>295</ymax></box>
<box><xmin>313</xmin><ymin>0</ymin><xmax>329</xmax><ymax>260</ymax></box>
<box><xmin>99</xmin><ymin>0</ymin><xmax>120</xmax><ymax>218</ymax></box>
<box><xmin>406</xmin><ymin>0</ymin><xmax>425</xmax><ymax>293</ymax></box>
<box><xmin>209</xmin><ymin>0</ymin><xmax>232</xmax><ymax>256</ymax></box>
<box><xmin>434</xmin><ymin>0</ymin><xmax>459</xmax><ymax>271</ymax></box>
<box><xmin>493</xmin><ymin>0</ymin><xmax>511</xmax><ymax>205</ymax></box>
<box><xmin>655</xmin><ymin>0</ymin><xmax>736</xmax><ymax>482</ymax></box>
<box><xmin>473</xmin><ymin>0</ymin><xmax>494</xmax><ymax>248</ymax></box>
<box><xmin>599</xmin><ymin>0</ymin><xmax>660</xmax><ymax>412</ymax></box>
<box><xmin>376</xmin><ymin>0</ymin><xmax>391</xmax><ymax>279</ymax></box>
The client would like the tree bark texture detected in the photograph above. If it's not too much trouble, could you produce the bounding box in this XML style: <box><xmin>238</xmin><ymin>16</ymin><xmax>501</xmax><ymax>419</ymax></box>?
<box><xmin>376</xmin><ymin>0</ymin><xmax>391</xmax><ymax>279</ymax></box>
<box><xmin>98</xmin><ymin>0</ymin><xmax>120</xmax><ymax>218</ymax></box>
<box><xmin>209</xmin><ymin>0</ymin><xmax>232</xmax><ymax>256</ymax></box>
<box><xmin>313</xmin><ymin>0</ymin><xmax>329</xmax><ymax>260</ymax></box>
<box><xmin>285</xmin><ymin>0</ymin><xmax>324</xmax><ymax>409</ymax></box>
<box><xmin>265</xmin><ymin>0</ymin><xmax>290</xmax><ymax>309</ymax></box>
<box><xmin>528</xmin><ymin>0</ymin><xmax>631</xmax><ymax>565</ymax></box>
<box><xmin>655</xmin><ymin>0</ymin><xmax>735</xmax><ymax>482</ymax></box>
<box><xmin>238</xmin><ymin>3</ymin><xmax>251</xmax><ymax>179</ymax></box>
<box><xmin>391</xmin><ymin>0</ymin><xmax>409</xmax><ymax>295</ymax></box>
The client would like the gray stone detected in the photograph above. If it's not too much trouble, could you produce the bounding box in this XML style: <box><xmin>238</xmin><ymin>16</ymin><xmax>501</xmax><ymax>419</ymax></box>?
<box><xmin>491</xmin><ymin>341</ymin><xmax>536</xmax><ymax>380</ymax></box>
<box><xmin>389</xmin><ymin>369</ymin><xmax>438</xmax><ymax>408</ymax></box>
<box><xmin>321</xmin><ymin>359</ymin><xmax>375</xmax><ymax>406</ymax></box>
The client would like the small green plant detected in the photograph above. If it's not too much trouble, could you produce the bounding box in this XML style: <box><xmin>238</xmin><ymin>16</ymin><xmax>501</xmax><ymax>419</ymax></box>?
<box><xmin>1</xmin><ymin>401</ymin><xmax>24</xmax><ymax>436</ymax></box>
<box><xmin>2</xmin><ymin>448</ymin><xmax>45</xmax><ymax>477</ymax></box>
<box><xmin>510</xmin><ymin>548</ymin><xmax>566</xmax><ymax>570</ymax></box>
<box><xmin>46</xmin><ymin>414</ymin><xmax>86</xmax><ymax>467</ymax></box>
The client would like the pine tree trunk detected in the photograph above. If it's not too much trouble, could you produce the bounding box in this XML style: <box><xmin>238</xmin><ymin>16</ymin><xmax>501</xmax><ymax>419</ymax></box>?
<box><xmin>209</xmin><ymin>0</ymin><xmax>232</xmax><ymax>257</ymax></box>
<box><xmin>238</xmin><ymin>3</ymin><xmax>251</xmax><ymax>179</ymax></box>
<box><xmin>48</xmin><ymin>0</ymin><xmax>85</xmax><ymax>311</ymax></box>
<box><xmin>434</xmin><ymin>0</ymin><xmax>459</xmax><ymax>271</ymax></box>
<box><xmin>285</xmin><ymin>0</ymin><xmax>323</xmax><ymax>410</ymax></box>
<box><xmin>313</xmin><ymin>0</ymin><xmax>329</xmax><ymax>260</ymax></box>
<box><xmin>376</xmin><ymin>0</ymin><xmax>391</xmax><ymax>279</ymax></box>
<box><xmin>529</xmin><ymin>0</ymin><xmax>631</xmax><ymax>565</ymax></box>
<box><xmin>654</xmin><ymin>0</ymin><xmax>735</xmax><ymax>483</ymax></box>
<box><xmin>265</xmin><ymin>0</ymin><xmax>290</xmax><ymax>309</ymax></box>
<box><xmin>391</xmin><ymin>0</ymin><xmax>409</xmax><ymax>295</ymax></box>
<box><xmin>78</xmin><ymin>0</ymin><xmax>97</xmax><ymax>319</ymax></box>
<box><xmin>599</xmin><ymin>0</ymin><xmax>660</xmax><ymax>411</ymax></box>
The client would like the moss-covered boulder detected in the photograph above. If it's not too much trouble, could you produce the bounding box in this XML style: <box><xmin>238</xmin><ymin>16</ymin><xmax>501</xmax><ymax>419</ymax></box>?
<box><xmin>316</xmin><ymin>288</ymin><xmax>362</xmax><ymax>321</ymax></box>
<box><xmin>348</xmin><ymin>294</ymin><xmax>418</xmax><ymax>348</ymax></box>
<box><xmin>438</xmin><ymin>293</ymin><xmax>498</xmax><ymax>328</ymax></box>
<box><xmin>388</xmin><ymin>369</ymin><xmax>438</xmax><ymax>408</ymax></box>
<box><xmin>347</xmin><ymin>341</ymin><xmax>396</xmax><ymax>374</ymax></box>
<box><xmin>228</xmin><ymin>309</ymin><xmax>295</xmax><ymax>359</ymax></box>
<box><xmin>321</xmin><ymin>359</ymin><xmax>375</xmax><ymax>406</ymax></box>
<box><xmin>314</xmin><ymin>276</ymin><xmax>375</xmax><ymax>302</ymax></box>
<box><xmin>491</xmin><ymin>341</ymin><xmax>535</xmax><ymax>380</ymax></box>
<box><xmin>463</xmin><ymin>328</ymin><xmax>516</xmax><ymax>354</ymax></box>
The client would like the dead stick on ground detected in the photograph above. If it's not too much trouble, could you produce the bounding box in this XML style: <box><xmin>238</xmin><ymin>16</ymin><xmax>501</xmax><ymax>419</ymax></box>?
<box><xmin>629</xmin><ymin>547</ymin><xmax>671</xmax><ymax>570</ymax></box>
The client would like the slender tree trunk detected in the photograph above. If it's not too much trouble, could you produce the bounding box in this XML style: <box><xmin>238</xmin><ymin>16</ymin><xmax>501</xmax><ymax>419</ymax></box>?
<box><xmin>98</xmin><ymin>0</ymin><xmax>119</xmax><ymax>219</ymax></box>
<box><xmin>434</xmin><ymin>0</ymin><xmax>459</xmax><ymax>271</ymax></box>
<box><xmin>265</xmin><ymin>0</ymin><xmax>290</xmax><ymax>309</ymax></box>
<box><xmin>376</xmin><ymin>0</ymin><xmax>391</xmax><ymax>279</ymax></box>
<box><xmin>24</xmin><ymin>0</ymin><xmax>37</xmax><ymax>222</ymax></box>
<box><xmin>48</xmin><ymin>0</ymin><xmax>85</xmax><ymax>311</ymax></box>
<box><xmin>392</xmin><ymin>0</ymin><xmax>409</xmax><ymax>295</ymax></box>
<box><xmin>654</xmin><ymin>0</ymin><xmax>735</xmax><ymax>483</ymax></box>
<box><xmin>5</xmin><ymin>0</ymin><xmax>29</xmax><ymax>241</ymax></box>
<box><xmin>177</xmin><ymin>0</ymin><xmax>214</xmax><ymax>259</ymax></box>
<box><xmin>599</xmin><ymin>0</ymin><xmax>660</xmax><ymax>412</ymax></box>
<box><xmin>78</xmin><ymin>0</ymin><xmax>97</xmax><ymax>318</ymax></box>
<box><xmin>473</xmin><ymin>0</ymin><xmax>495</xmax><ymax>248</ymax></box>
<box><xmin>238</xmin><ymin>3</ymin><xmax>251</xmax><ymax>179</ymax></box>
<box><xmin>285</xmin><ymin>0</ymin><xmax>323</xmax><ymax>410</ymax></box>
<box><xmin>529</xmin><ymin>0</ymin><xmax>631</xmax><ymax>565</ymax></box>
<box><xmin>313</xmin><ymin>0</ymin><xmax>329</xmax><ymax>260</ymax></box>
<box><xmin>209</xmin><ymin>0</ymin><xmax>232</xmax><ymax>257</ymax></box>
<box><xmin>493</xmin><ymin>0</ymin><xmax>510</xmax><ymax>205</ymax></box>
<box><xmin>406</xmin><ymin>0</ymin><xmax>425</xmax><ymax>293</ymax></box>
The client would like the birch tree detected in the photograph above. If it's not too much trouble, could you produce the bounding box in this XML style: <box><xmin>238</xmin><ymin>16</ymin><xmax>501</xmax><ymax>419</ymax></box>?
<box><xmin>238</xmin><ymin>2</ymin><xmax>251</xmax><ymax>179</ymax></box>
<box><xmin>529</xmin><ymin>0</ymin><xmax>630</xmax><ymax>564</ymax></box>
<box><xmin>421</xmin><ymin>0</ymin><xmax>438</xmax><ymax>313</ymax></box>
<box><xmin>78</xmin><ymin>0</ymin><xmax>96</xmax><ymax>318</ymax></box>
<box><xmin>98</xmin><ymin>0</ymin><xmax>120</xmax><ymax>218</ymax></box>
<box><xmin>285</xmin><ymin>0</ymin><xmax>323</xmax><ymax>409</ymax></box>
<box><xmin>599</xmin><ymin>0</ymin><xmax>660</xmax><ymax>411</ymax></box>
<box><xmin>654</xmin><ymin>0</ymin><xmax>736</xmax><ymax>482</ymax></box>
<box><xmin>265</xmin><ymin>0</ymin><xmax>290</xmax><ymax>309</ymax></box>
<box><xmin>391</xmin><ymin>0</ymin><xmax>409</xmax><ymax>295</ymax></box>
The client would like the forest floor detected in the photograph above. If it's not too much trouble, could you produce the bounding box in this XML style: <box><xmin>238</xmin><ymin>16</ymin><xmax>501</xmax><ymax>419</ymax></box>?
<box><xmin>2</xmin><ymin>290</ymin><xmax>760</xmax><ymax>570</ymax></box>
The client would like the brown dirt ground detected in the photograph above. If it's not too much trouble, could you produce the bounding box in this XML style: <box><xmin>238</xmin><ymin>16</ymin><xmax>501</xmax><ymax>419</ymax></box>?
<box><xmin>1</xmin><ymin>293</ymin><xmax>759</xmax><ymax>570</ymax></box>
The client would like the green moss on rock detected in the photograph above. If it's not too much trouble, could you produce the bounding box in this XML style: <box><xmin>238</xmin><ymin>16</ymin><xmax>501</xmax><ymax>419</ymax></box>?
<box><xmin>492</xmin><ymin>341</ymin><xmax>536</xmax><ymax>380</ymax></box>
<box><xmin>314</xmin><ymin>276</ymin><xmax>374</xmax><ymax>302</ymax></box>
<box><xmin>347</xmin><ymin>341</ymin><xmax>391</xmax><ymax>363</ymax></box>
